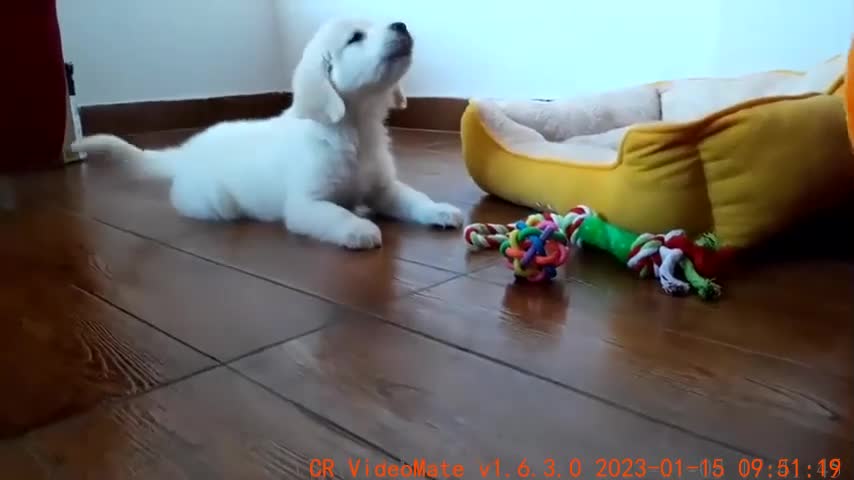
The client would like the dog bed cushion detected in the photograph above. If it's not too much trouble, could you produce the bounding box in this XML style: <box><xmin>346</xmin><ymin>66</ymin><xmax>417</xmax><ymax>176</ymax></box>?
<box><xmin>462</xmin><ymin>56</ymin><xmax>853</xmax><ymax>248</ymax></box>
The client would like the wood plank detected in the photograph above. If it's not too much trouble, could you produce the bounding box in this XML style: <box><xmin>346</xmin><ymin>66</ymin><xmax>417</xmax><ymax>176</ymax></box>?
<box><xmin>25</xmin><ymin>368</ymin><xmax>392</xmax><ymax>479</ymax></box>
<box><xmin>235</xmin><ymin>318</ymin><xmax>751</xmax><ymax>476</ymax></box>
<box><xmin>0</xmin><ymin>209</ymin><xmax>214</xmax><ymax>436</ymax></box>
<box><xmin>374</xmin><ymin>199</ymin><xmax>526</xmax><ymax>274</ymax></box>
<box><xmin>18</xmin><ymin>127</ymin><xmax>500</xmax><ymax>278</ymax></box>
<box><xmin>0</xmin><ymin>209</ymin><xmax>343</xmax><ymax>360</ymax></box>
<box><xmin>3</xmin><ymin>123</ymin><xmax>851</xmax><ymax>479</ymax></box>
<box><xmin>0</xmin><ymin>443</ymin><xmax>49</xmax><ymax>479</ymax></box>
<box><xmin>391</xmin><ymin>147</ymin><xmax>493</xmax><ymax>207</ymax></box>
<box><xmin>116</xmin><ymin>137</ymin><xmax>491</xmax><ymax>276</ymax></box>
<box><xmin>390</xmin><ymin>128</ymin><xmax>462</xmax><ymax>153</ymax></box>
<box><xmin>366</xmin><ymin>274</ymin><xmax>854</xmax><ymax>462</ymax></box>
<box><xmin>27</xmin><ymin>129</ymin><xmax>465</xmax><ymax>304</ymax></box>
<box><xmin>11</xmin><ymin>177</ymin><xmax>462</xmax><ymax>313</ymax></box>
<box><xmin>0</xmin><ymin>278</ymin><xmax>212</xmax><ymax>437</ymax></box>
<box><xmin>475</xmin><ymin>251</ymin><xmax>854</xmax><ymax>377</ymax></box>
<box><xmin>170</xmin><ymin>224</ymin><xmax>456</xmax><ymax>310</ymax></box>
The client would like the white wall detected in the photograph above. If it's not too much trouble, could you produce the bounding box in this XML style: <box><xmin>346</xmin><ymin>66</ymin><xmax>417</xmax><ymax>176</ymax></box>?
<box><xmin>276</xmin><ymin>0</ymin><xmax>721</xmax><ymax>99</ymax></box>
<box><xmin>57</xmin><ymin>0</ymin><xmax>287</xmax><ymax>106</ymax></box>
<box><xmin>278</xmin><ymin>0</ymin><xmax>854</xmax><ymax>100</ymax></box>
<box><xmin>59</xmin><ymin>0</ymin><xmax>853</xmax><ymax>106</ymax></box>
<box><xmin>713</xmin><ymin>0</ymin><xmax>854</xmax><ymax>76</ymax></box>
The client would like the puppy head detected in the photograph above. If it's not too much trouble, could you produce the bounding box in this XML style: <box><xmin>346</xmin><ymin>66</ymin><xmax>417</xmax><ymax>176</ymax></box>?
<box><xmin>290</xmin><ymin>18</ymin><xmax>412</xmax><ymax>123</ymax></box>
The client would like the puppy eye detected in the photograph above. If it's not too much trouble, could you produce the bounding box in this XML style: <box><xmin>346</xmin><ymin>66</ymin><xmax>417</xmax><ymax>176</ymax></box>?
<box><xmin>347</xmin><ymin>31</ymin><xmax>365</xmax><ymax>45</ymax></box>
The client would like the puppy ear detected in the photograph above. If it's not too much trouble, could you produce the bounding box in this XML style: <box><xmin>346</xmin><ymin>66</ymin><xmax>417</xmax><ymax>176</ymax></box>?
<box><xmin>391</xmin><ymin>84</ymin><xmax>407</xmax><ymax>110</ymax></box>
<box><xmin>290</xmin><ymin>53</ymin><xmax>346</xmax><ymax>123</ymax></box>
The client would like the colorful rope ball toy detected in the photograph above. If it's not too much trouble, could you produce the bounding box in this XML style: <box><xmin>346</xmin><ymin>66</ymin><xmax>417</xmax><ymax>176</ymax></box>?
<box><xmin>464</xmin><ymin>213</ymin><xmax>570</xmax><ymax>282</ymax></box>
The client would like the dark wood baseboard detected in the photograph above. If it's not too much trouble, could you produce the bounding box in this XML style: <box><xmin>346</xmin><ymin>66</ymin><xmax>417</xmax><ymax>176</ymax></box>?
<box><xmin>386</xmin><ymin>96</ymin><xmax>468</xmax><ymax>132</ymax></box>
<box><xmin>80</xmin><ymin>93</ymin><xmax>467</xmax><ymax>136</ymax></box>
<box><xmin>80</xmin><ymin>92</ymin><xmax>292</xmax><ymax>136</ymax></box>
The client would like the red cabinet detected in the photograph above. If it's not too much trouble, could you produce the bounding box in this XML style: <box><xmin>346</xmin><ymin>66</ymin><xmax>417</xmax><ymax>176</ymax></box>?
<box><xmin>1</xmin><ymin>1</ymin><xmax>68</xmax><ymax>172</ymax></box>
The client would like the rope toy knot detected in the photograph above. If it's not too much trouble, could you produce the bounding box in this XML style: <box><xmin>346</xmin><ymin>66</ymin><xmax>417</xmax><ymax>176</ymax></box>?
<box><xmin>463</xmin><ymin>222</ymin><xmax>513</xmax><ymax>251</ymax></box>
<box><xmin>626</xmin><ymin>233</ymin><xmax>666</xmax><ymax>278</ymax></box>
<box><xmin>563</xmin><ymin>205</ymin><xmax>594</xmax><ymax>246</ymax></box>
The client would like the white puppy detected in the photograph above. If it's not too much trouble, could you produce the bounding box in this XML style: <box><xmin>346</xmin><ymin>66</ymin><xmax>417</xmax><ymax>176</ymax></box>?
<box><xmin>72</xmin><ymin>18</ymin><xmax>463</xmax><ymax>249</ymax></box>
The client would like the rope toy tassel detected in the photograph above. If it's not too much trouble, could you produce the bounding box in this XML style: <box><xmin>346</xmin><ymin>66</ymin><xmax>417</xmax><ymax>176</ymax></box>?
<box><xmin>656</xmin><ymin>246</ymin><xmax>691</xmax><ymax>295</ymax></box>
<box><xmin>680</xmin><ymin>259</ymin><xmax>722</xmax><ymax>301</ymax></box>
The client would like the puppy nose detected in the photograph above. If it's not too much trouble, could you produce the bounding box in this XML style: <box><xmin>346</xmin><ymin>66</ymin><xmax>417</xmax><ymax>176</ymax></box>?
<box><xmin>389</xmin><ymin>22</ymin><xmax>408</xmax><ymax>34</ymax></box>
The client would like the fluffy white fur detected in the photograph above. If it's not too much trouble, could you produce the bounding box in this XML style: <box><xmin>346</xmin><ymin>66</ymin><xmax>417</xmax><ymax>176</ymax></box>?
<box><xmin>72</xmin><ymin>18</ymin><xmax>463</xmax><ymax>249</ymax></box>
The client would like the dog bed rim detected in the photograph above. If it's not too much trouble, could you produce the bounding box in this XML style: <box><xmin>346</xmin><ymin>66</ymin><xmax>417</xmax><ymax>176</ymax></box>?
<box><xmin>469</xmin><ymin>89</ymin><xmax>836</xmax><ymax>172</ymax></box>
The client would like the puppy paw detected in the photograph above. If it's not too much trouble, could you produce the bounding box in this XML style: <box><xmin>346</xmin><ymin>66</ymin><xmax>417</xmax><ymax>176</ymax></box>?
<box><xmin>342</xmin><ymin>218</ymin><xmax>382</xmax><ymax>250</ymax></box>
<box><xmin>421</xmin><ymin>202</ymin><xmax>464</xmax><ymax>229</ymax></box>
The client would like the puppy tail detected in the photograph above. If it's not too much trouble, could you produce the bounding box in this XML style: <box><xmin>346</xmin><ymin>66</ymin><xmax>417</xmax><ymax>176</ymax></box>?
<box><xmin>71</xmin><ymin>134</ymin><xmax>177</xmax><ymax>178</ymax></box>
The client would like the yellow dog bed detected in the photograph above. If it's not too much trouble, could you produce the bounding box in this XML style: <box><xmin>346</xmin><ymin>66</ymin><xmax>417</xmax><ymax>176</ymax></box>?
<box><xmin>847</xmin><ymin>40</ymin><xmax>854</xmax><ymax>146</ymax></box>
<box><xmin>462</xmin><ymin>56</ymin><xmax>854</xmax><ymax>248</ymax></box>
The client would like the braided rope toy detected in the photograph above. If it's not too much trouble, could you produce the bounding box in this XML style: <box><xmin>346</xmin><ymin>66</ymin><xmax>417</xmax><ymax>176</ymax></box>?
<box><xmin>464</xmin><ymin>205</ymin><xmax>733</xmax><ymax>300</ymax></box>
<box><xmin>465</xmin><ymin>213</ymin><xmax>570</xmax><ymax>282</ymax></box>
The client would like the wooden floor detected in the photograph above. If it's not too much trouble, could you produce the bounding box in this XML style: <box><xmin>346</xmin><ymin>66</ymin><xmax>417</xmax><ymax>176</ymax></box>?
<box><xmin>1</xmin><ymin>128</ymin><xmax>852</xmax><ymax>479</ymax></box>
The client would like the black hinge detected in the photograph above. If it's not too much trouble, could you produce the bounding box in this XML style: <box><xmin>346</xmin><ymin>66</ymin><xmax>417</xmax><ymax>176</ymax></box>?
<box><xmin>64</xmin><ymin>62</ymin><xmax>76</xmax><ymax>96</ymax></box>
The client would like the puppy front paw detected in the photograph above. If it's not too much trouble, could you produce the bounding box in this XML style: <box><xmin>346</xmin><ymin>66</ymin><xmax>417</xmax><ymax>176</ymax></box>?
<box><xmin>421</xmin><ymin>202</ymin><xmax>464</xmax><ymax>229</ymax></box>
<box><xmin>342</xmin><ymin>218</ymin><xmax>382</xmax><ymax>250</ymax></box>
